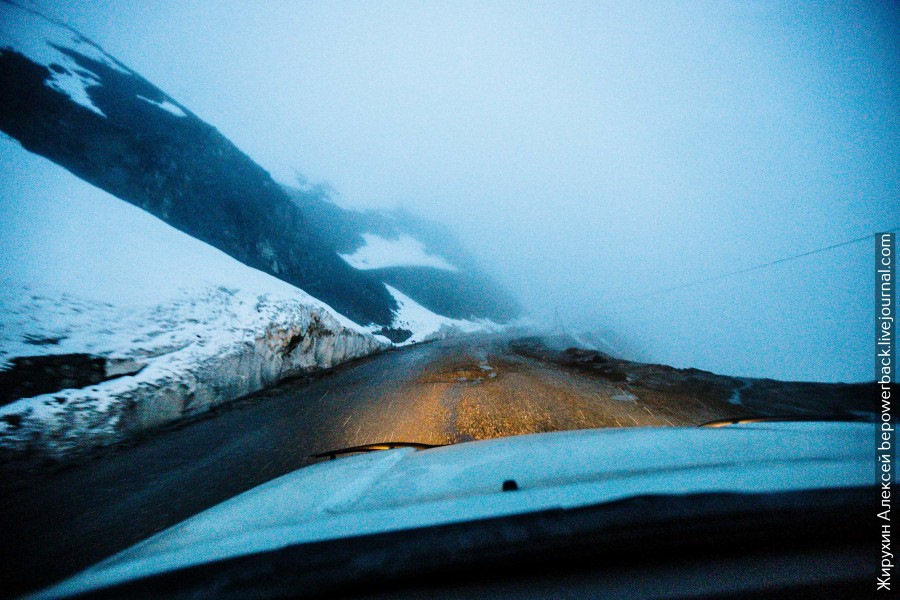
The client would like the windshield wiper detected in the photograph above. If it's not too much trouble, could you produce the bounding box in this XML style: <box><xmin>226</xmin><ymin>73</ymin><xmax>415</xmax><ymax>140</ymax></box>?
<box><xmin>312</xmin><ymin>442</ymin><xmax>443</xmax><ymax>460</ymax></box>
<box><xmin>699</xmin><ymin>414</ymin><xmax>870</xmax><ymax>428</ymax></box>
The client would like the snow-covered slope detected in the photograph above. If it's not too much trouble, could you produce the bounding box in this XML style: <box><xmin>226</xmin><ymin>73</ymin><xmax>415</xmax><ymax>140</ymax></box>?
<box><xmin>339</xmin><ymin>233</ymin><xmax>458</xmax><ymax>272</ymax></box>
<box><xmin>284</xmin><ymin>186</ymin><xmax>521</xmax><ymax>330</ymax></box>
<box><xmin>381</xmin><ymin>285</ymin><xmax>501</xmax><ymax>345</ymax></box>
<box><xmin>0</xmin><ymin>1</ymin><xmax>515</xmax><ymax>458</ymax></box>
<box><xmin>0</xmin><ymin>138</ymin><xmax>388</xmax><ymax>458</ymax></box>
<box><xmin>0</xmin><ymin>1</ymin><xmax>187</xmax><ymax>121</ymax></box>
<box><xmin>0</xmin><ymin>0</ymin><xmax>399</xmax><ymax>327</ymax></box>
<box><xmin>0</xmin><ymin>1</ymin><xmax>126</xmax><ymax>116</ymax></box>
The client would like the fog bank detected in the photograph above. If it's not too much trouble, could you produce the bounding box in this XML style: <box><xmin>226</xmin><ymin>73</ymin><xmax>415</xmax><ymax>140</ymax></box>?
<box><xmin>27</xmin><ymin>0</ymin><xmax>900</xmax><ymax>382</ymax></box>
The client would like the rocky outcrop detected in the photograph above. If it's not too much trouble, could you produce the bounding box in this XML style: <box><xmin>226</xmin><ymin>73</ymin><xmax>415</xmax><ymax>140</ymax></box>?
<box><xmin>283</xmin><ymin>187</ymin><xmax>521</xmax><ymax>324</ymax></box>
<box><xmin>0</xmin><ymin>3</ymin><xmax>521</xmax><ymax>332</ymax></box>
<box><xmin>0</xmin><ymin>4</ymin><xmax>395</xmax><ymax>327</ymax></box>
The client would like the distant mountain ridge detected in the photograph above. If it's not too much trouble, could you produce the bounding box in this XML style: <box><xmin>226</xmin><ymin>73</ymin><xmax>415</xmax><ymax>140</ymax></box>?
<box><xmin>0</xmin><ymin>1</ymin><xmax>518</xmax><ymax>335</ymax></box>
<box><xmin>283</xmin><ymin>185</ymin><xmax>520</xmax><ymax>324</ymax></box>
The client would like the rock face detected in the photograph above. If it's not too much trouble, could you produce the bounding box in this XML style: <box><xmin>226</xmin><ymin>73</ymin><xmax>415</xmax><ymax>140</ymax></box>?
<box><xmin>284</xmin><ymin>187</ymin><xmax>521</xmax><ymax>325</ymax></box>
<box><xmin>0</xmin><ymin>4</ymin><xmax>394</xmax><ymax>327</ymax></box>
<box><xmin>0</xmin><ymin>354</ymin><xmax>108</xmax><ymax>406</ymax></box>
<box><xmin>0</xmin><ymin>3</ymin><xmax>521</xmax><ymax>331</ymax></box>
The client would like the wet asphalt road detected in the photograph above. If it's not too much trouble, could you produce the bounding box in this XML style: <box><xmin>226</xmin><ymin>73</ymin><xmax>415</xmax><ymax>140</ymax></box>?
<box><xmin>0</xmin><ymin>334</ymin><xmax>798</xmax><ymax>596</ymax></box>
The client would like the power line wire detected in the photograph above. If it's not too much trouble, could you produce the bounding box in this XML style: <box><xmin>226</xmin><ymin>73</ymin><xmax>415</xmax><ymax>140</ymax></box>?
<box><xmin>613</xmin><ymin>226</ymin><xmax>899</xmax><ymax>304</ymax></box>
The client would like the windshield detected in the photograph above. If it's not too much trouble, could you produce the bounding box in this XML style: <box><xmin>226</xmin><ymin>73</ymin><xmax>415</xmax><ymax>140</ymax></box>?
<box><xmin>0</xmin><ymin>1</ymin><xmax>895</xmax><ymax>598</ymax></box>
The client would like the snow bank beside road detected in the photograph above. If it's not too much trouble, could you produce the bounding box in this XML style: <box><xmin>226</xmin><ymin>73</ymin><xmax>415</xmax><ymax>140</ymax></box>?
<box><xmin>0</xmin><ymin>282</ymin><xmax>387</xmax><ymax>459</ymax></box>
<box><xmin>0</xmin><ymin>139</ymin><xmax>388</xmax><ymax>459</ymax></box>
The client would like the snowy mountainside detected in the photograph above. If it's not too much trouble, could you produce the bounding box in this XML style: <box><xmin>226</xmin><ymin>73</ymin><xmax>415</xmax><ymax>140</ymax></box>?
<box><xmin>283</xmin><ymin>185</ymin><xmax>521</xmax><ymax>332</ymax></box>
<box><xmin>384</xmin><ymin>285</ymin><xmax>503</xmax><ymax>344</ymax></box>
<box><xmin>0</xmin><ymin>0</ymin><xmax>396</xmax><ymax>327</ymax></box>
<box><xmin>0</xmin><ymin>1</ymin><xmax>517</xmax><ymax>457</ymax></box>
<box><xmin>0</xmin><ymin>0</ymin><xmax>519</xmax><ymax>337</ymax></box>
<box><xmin>0</xmin><ymin>138</ymin><xmax>388</xmax><ymax>458</ymax></box>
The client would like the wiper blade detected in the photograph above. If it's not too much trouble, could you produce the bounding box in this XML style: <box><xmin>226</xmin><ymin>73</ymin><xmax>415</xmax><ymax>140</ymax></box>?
<box><xmin>312</xmin><ymin>442</ymin><xmax>443</xmax><ymax>460</ymax></box>
<box><xmin>699</xmin><ymin>414</ymin><xmax>870</xmax><ymax>428</ymax></box>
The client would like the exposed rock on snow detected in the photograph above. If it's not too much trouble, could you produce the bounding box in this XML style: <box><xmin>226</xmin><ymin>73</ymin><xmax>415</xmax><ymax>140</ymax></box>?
<box><xmin>0</xmin><ymin>353</ymin><xmax>142</xmax><ymax>406</ymax></box>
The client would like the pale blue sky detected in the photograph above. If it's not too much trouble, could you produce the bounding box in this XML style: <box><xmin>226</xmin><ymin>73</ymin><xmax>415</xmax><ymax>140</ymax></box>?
<box><xmin>21</xmin><ymin>0</ymin><xmax>900</xmax><ymax>381</ymax></box>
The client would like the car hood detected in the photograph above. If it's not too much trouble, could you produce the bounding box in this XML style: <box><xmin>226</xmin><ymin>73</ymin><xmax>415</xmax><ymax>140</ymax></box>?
<box><xmin>35</xmin><ymin>421</ymin><xmax>875</xmax><ymax>598</ymax></box>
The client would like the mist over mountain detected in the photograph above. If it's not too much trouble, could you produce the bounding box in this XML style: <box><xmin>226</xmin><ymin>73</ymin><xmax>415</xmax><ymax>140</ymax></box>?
<box><xmin>0</xmin><ymin>1</ymin><xmax>518</xmax><ymax>336</ymax></box>
<box><xmin>3</xmin><ymin>0</ymin><xmax>898</xmax><ymax>385</ymax></box>
<box><xmin>0</xmin><ymin>1</ymin><xmax>523</xmax><ymax>456</ymax></box>
<box><xmin>284</xmin><ymin>184</ymin><xmax>520</xmax><ymax>324</ymax></box>
<box><xmin>0</xmin><ymin>7</ymin><xmax>888</xmax><ymax>596</ymax></box>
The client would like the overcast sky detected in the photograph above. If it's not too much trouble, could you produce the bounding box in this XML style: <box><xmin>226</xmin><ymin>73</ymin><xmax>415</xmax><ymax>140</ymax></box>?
<box><xmin>26</xmin><ymin>0</ymin><xmax>900</xmax><ymax>382</ymax></box>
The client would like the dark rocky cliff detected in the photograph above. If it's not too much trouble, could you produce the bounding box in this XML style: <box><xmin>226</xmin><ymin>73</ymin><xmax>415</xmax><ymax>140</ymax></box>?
<box><xmin>0</xmin><ymin>38</ymin><xmax>395</xmax><ymax>326</ymax></box>
<box><xmin>0</xmin><ymin>2</ymin><xmax>520</xmax><ymax>332</ymax></box>
<box><xmin>283</xmin><ymin>186</ymin><xmax>521</xmax><ymax>323</ymax></box>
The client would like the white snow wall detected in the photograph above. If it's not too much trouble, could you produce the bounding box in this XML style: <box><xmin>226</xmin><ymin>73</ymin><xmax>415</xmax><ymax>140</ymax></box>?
<box><xmin>0</xmin><ymin>298</ymin><xmax>388</xmax><ymax>461</ymax></box>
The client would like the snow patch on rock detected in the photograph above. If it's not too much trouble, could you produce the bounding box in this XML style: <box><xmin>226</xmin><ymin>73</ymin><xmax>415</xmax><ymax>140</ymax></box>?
<box><xmin>135</xmin><ymin>94</ymin><xmax>187</xmax><ymax>118</ymax></box>
<box><xmin>340</xmin><ymin>233</ymin><xmax>458</xmax><ymax>272</ymax></box>
<box><xmin>0</xmin><ymin>2</ymin><xmax>130</xmax><ymax>117</ymax></box>
<box><xmin>382</xmin><ymin>285</ymin><xmax>502</xmax><ymax>345</ymax></box>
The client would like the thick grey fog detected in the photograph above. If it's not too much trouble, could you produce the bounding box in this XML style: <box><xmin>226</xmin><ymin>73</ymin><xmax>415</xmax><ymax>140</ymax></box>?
<box><xmin>29</xmin><ymin>0</ymin><xmax>899</xmax><ymax>382</ymax></box>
